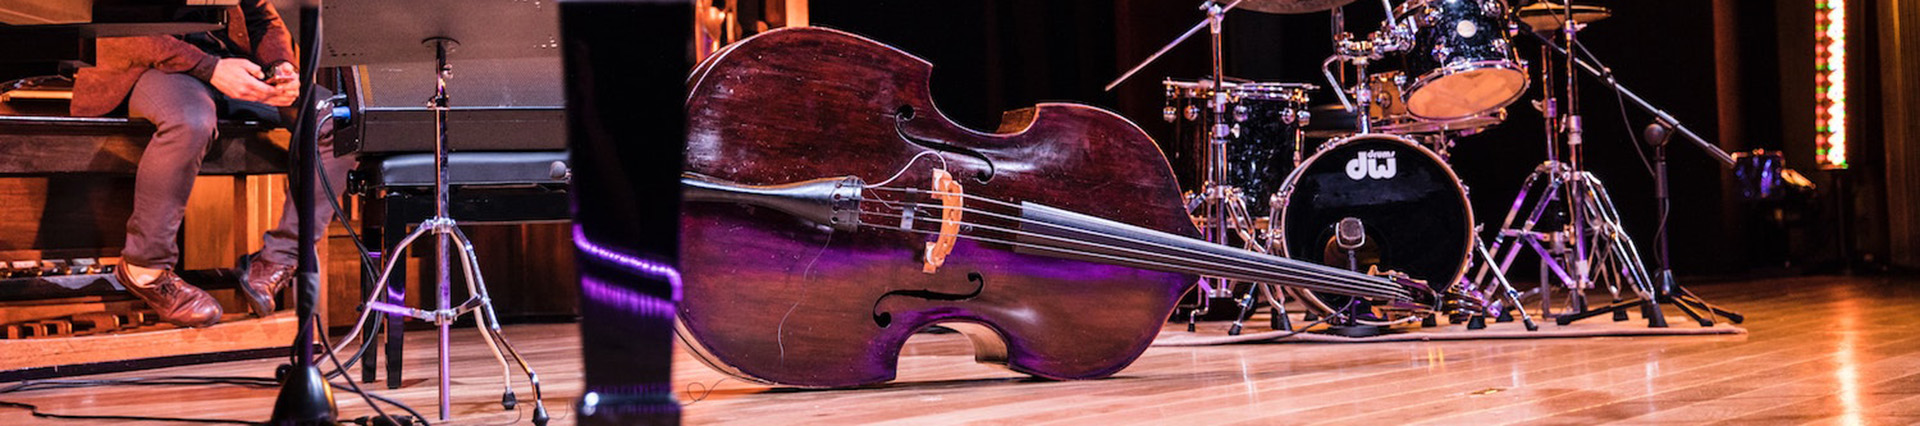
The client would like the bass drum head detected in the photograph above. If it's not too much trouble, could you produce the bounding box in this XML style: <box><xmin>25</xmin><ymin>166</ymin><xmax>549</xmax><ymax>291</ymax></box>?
<box><xmin>1278</xmin><ymin>134</ymin><xmax>1472</xmax><ymax>309</ymax></box>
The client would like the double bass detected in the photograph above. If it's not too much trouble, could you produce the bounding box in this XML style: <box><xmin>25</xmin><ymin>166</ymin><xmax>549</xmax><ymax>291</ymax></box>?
<box><xmin>679</xmin><ymin>27</ymin><xmax>1424</xmax><ymax>388</ymax></box>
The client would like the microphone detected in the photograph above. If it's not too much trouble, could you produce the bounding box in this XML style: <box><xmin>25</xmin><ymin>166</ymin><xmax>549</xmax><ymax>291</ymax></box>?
<box><xmin>1336</xmin><ymin>217</ymin><xmax>1366</xmax><ymax>250</ymax></box>
<box><xmin>1643</xmin><ymin>122</ymin><xmax>1672</xmax><ymax>149</ymax></box>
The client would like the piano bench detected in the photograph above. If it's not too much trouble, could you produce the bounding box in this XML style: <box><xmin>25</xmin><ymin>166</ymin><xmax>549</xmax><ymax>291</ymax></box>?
<box><xmin>351</xmin><ymin>150</ymin><xmax>570</xmax><ymax>388</ymax></box>
<box><xmin>0</xmin><ymin>115</ymin><xmax>286</xmax><ymax>176</ymax></box>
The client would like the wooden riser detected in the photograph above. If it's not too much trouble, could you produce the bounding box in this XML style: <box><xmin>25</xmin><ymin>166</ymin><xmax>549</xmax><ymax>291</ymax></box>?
<box><xmin>0</xmin><ymin>312</ymin><xmax>297</xmax><ymax>379</ymax></box>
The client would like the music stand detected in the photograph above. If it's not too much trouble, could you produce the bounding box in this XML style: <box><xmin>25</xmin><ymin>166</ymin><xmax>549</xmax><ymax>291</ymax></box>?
<box><xmin>321</xmin><ymin>0</ymin><xmax>558</xmax><ymax>423</ymax></box>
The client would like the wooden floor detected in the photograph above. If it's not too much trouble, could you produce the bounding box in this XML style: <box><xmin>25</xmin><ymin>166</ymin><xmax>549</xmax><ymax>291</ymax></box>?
<box><xmin>3</xmin><ymin>275</ymin><xmax>1918</xmax><ymax>425</ymax></box>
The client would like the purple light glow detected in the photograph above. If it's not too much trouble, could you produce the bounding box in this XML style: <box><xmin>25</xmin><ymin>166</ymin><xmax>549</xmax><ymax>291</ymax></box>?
<box><xmin>573</xmin><ymin>225</ymin><xmax>684</xmax><ymax>302</ymax></box>
<box><xmin>581</xmin><ymin>276</ymin><xmax>677</xmax><ymax>319</ymax></box>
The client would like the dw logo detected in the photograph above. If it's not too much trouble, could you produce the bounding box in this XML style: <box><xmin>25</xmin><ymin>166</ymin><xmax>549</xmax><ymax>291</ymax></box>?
<box><xmin>1346</xmin><ymin>150</ymin><xmax>1397</xmax><ymax>180</ymax></box>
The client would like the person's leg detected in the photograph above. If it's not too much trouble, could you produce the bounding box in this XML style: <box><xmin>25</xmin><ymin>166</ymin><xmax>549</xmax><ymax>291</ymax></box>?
<box><xmin>124</xmin><ymin>71</ymin><xmax>220</xmax><ymax>270</ymax></box>
<box><xmin>120</xmin><ymin>69</ymin><xmax>225</xmax><ymax>327</ymax></box>
<box><xmin>242</xmin><ymin>87</ymin><xmax>356</xmax><ymax>316</ymax></box>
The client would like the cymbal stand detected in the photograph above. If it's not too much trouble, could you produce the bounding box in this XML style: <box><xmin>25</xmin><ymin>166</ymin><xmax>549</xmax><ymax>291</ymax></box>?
<box><xmin>1461</xmin><ymin>234</ymin><xmax>1540</xmax><ymax>330</ymax></box>
<box><xmin>1476</xmin><ymin>7</ymin><xmax>1743</xmax><ymax>328</ymax></box>
<box><xmin>1107</xmin><ymin>1</ymin><xmax>1272</xmax><ymax>332</ymax></box>
<box><xmin>1512</xmin><ymin>23</ymin><xmax>1745</xmax><ymax>327</ymax></box>
<box><xmin>329</xmin><ymin>38</ymin><xmax>551</xmax><ymax>424</ymax></box>
<box><xmin>1468</xmin><ymin>4</ymin><xmax>1608</xmax><ymax>321</ymax></box>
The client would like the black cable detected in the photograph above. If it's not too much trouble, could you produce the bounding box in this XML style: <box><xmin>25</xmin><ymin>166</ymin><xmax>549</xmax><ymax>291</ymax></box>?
<box><xmin>314</xmin><ymin>136</ymin><xmax>380</xmax><ymax>279</ymax></box>
<box><xmin>1567</xmin><ymin>37</ymin><xmax>1657</xmax><ymax>178</ymax></box>
<box><xmin>0</xmin><ymin>373</ymin><xmax>428</xmax><ymax>425</ymax></box>
<box><xmin>1255</xmin><ymin>316</ymin><xmax>1333</xmax><ymax>343</ymax></box>
<box><xmin>314</xmin><ymin>320</ymin><xmax>401</xmax><ymax>423</ymax></box>
<box><xmin>309</xmin><ymin>125</ymin><xmax>395</xmax><ymax>381</ymax></box>
<box><xmin>681</xmin><ymin>377</ymin><xmax>733</xmax><ymax>406</ymax></box>
<box><xmin>0</xmin><ymin>400</ymin><xmax>260</xmax><ymax>424</ymax></box>
<box><xmin>0</xmin><ymin>376</ymin><xmax>275</xmax><ymax>424</ymax></box>
<box><xmin>277</xmin><ymin>12</ymin><xmax>415</xmax><ymax>423</ymax></box>
<box><xmin>1565</xmin><ymin>37</ymin><xmax>1669</xmax><ymax>259</ymax></box>
<box><xmin>288</xmin><ymin>27</ymin><xmax>423</xmax><ymax>419</ymax></box>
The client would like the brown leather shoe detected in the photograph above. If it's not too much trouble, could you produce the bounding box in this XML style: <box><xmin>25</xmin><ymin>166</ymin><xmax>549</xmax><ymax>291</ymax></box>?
<box><xmin>117</xmin><ymin>266</ymin><xmax>223</xmax><ymax>327</ymax></box>
<box><xmin>239</xmin><ymin>254</ymin><xmax>294</xmax><ymax>317</ymax></box>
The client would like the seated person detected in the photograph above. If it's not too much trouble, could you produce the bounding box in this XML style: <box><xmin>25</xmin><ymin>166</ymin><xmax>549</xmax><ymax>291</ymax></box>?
<box><xmin>70</xmin><ymin>0</ymin><xmax>356</xmax><ymax>327</ymax></box>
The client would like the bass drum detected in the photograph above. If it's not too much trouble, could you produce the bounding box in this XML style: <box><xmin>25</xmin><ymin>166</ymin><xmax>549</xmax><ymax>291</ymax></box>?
<box><xmin>1274</xmin><ymin>134</ymin><xmax>1473</xmax><ymax>317</ymax></box>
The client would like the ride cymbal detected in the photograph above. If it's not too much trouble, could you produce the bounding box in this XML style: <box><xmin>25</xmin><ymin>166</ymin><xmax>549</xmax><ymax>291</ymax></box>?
<box><xmin>1216</xmin><ymin>0</ymin><xmax>1359</xmax><ymax>15</ymax></box>
<box><xmin>1517</xmin><ymin>2</ymin><xmax>1613</xmax><ymax>32</ymax></box>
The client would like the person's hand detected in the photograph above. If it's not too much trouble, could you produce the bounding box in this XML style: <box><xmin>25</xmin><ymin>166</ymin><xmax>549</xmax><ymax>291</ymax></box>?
<box><xmin>209</xmin><ymin>58</ymin><xmax>275</xmax><ymax>103</ymax></box>
<box><xmin>261</xmin><ymin>62</ymin><xmax>300</xmax><ymax>107</ymax></box>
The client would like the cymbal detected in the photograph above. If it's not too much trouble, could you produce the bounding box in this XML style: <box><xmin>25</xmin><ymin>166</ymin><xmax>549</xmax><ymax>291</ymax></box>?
<box><xmin>1222</xmin><ymin>0</ymin><xmax>1359</xmax><ymax>15</ymax></box>
<box><xmin>1517</xmin><ymin>2</ymin><xmax>1613</xmax><ymax>31</ymax></box>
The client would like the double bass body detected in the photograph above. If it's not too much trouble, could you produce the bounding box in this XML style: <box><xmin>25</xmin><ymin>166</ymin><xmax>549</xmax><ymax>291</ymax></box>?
<box><xmin>680</xmin><ymin>27</ymin><xmax>1201</xmax><ymax>387</ymax></box>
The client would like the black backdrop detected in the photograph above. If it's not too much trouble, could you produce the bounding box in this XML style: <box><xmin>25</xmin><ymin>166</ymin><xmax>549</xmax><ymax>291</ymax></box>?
<box><xmin>811</xmin><ymin>0</ymin><xmax>1757</xmax><ymax>276</ymax></box>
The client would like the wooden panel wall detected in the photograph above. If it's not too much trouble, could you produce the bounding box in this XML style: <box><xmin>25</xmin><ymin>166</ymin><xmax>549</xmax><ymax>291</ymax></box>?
<box><xmin>0</xmin><ymin>176</ymin><xmax>133</xmax><ymax>259</ymax></box>
<box><xmin>1880</xmin><ymin>0</ymin><xmax>1920</xmax><ymax>268</ymax></box>
<box><xmin>319</xmin><ymin>221</ymin><xmax>577</xmax><ymax>330</ymax></box>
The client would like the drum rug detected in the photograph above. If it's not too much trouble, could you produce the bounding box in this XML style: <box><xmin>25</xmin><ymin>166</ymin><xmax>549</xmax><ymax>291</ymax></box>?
<box><xmin>1152</xmin><ymin>312</ymin><xmax>1747</xmax><ymax>346</ymax></box>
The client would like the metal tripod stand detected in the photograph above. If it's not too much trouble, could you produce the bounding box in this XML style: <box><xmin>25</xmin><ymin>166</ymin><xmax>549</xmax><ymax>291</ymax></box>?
<box><xmin>332</xmin><ymin>38</ymin><xmax>550</xmax><ymax>424</ymax></box>
<box><xmin>1470</xmin><ymin>7</ymin><xmax>1641</xmax><ymax>325</ymax></box>
<box><xmin>1473</xmin><ymin>161</ymin><xmax>1664</xmax><ymax>324</ymax></box>
<box><xmin>1474</xmin><ymin>3</ymin><xmax>1743</xmax><ymax>328</ymax></box>
<box><xmin>1106</xmin><ymin>1</ymin><xmax>1283</xmax><ymax>332</ymax></box>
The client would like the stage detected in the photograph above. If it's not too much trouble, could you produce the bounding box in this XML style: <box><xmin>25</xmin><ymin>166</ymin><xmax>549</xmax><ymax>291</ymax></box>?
<box><xmin>2</xmin><ymin>275</ymin><xmax>1915</xmax><ymax>424</ymax></box>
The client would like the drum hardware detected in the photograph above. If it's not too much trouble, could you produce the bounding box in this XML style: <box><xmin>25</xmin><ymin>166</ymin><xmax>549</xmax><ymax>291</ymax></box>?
<box><xmin>1473</xmin><ymin>17</ymin><xmax>1743</xmax><ymax>328</ymax></box>
<box><xmin>1389</xmin><ymin>0</ymin><xmax>1529</xmax><ymax>121</ymax></box>
<box><xmin>1110</xmin><ymin>1</ymin><xmax>1325</xmax><ymax>333</ymax></box>
<box><xmin>1515</xmin><ymin>1</ymin><xmax>1611</xmax><ymax>32</ymax></box>
<box><xmin>1281</xmin><ymin>2</ymin><xmax>1518</xmax><ymax>334</ymax></box>
<box><xmin>1273</xmin><ymin>134</ymin><xmax>1469</xmax><ymax>334</ymax></box>
<box><xmin>319</xmin><ymin>19</ymin><xmax>553</xmax><ymax>420</ymax></box>
<box><xmin>1226</xmin><ymin>0</ymin><xmax>1362</xmax><ymax>15</ymax></box>
<box><xmin>1467</xmin><ymin>1</ymin><xmax>1604</xmax><ymax>323</ymax></box>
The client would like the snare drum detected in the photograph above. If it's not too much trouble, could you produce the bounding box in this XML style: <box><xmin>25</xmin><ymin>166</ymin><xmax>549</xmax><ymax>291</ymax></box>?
<box><xmin>1395</xmin><ymin>0</ymin><xmax>1529</xmax><ymax>121</ymax></box>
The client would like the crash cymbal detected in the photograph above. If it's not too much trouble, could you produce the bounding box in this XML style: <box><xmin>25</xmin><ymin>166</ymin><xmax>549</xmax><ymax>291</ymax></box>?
<box><xmin>1517</xmin><ymin>2</ymin><xmax>1613</xmax><ymax>32</ymax></box>
<box><xmin>1219</xmin><ymin>0</ymin><xmax>1359</xmax><ymax>15</ymax></box>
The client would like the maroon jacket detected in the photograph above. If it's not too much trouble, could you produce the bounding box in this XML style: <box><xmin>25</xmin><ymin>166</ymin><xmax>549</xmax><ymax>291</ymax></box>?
<box><xmin>70</xmin><ymin>0</ymin><xmax>296</xmax><ymax>117</ymax></box>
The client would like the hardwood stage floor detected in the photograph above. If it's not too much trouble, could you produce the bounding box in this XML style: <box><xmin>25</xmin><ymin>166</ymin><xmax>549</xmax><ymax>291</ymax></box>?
<box><xmin>2</xmin><ymin>275</ymin><xmax>1917</xmax><ymax>425</ymax></box>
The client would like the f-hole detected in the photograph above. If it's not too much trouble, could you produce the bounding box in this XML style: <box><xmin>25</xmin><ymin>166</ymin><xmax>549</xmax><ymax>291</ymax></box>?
<box><xmin>871</xmin><ymin>272</ymin><xmax>986</xmax><ymax>328</ymax></box>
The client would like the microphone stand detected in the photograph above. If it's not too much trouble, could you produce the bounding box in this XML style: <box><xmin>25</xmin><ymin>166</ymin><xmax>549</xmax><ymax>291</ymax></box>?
<box><xmin>269</xmin><ymin>1</ymin><xmax>338</xmax><ymax>423</ymax></box>
<box><xmin>1523</xmin><ymin>30</ymin><xmax>1744</xmax><ymax>326</ymax></box>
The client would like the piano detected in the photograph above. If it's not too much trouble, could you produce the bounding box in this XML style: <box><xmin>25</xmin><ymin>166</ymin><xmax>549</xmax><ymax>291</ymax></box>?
<box><xmin>0</xmin><ymin>0</ymin><xmax>297</xmax><ymax>382</ymax></box>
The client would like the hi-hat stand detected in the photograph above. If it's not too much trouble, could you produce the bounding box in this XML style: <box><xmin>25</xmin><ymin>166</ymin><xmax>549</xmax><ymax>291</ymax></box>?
<box><xmin>345</xmin><ymin>39</ymin><xmax>549</xmax><ymax>424</ymax></box>
<box><xmin>319</xmin><ymin>1</ymin><xmax>557</xmax><ymax>422</ymax></box>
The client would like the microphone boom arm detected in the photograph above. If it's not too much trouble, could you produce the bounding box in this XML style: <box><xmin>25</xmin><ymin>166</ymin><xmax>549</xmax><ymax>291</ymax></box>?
<box><xmin>1524</xmin><ymin>29</ymin><xmax>1736</xmax><ymax>167</ymax></box>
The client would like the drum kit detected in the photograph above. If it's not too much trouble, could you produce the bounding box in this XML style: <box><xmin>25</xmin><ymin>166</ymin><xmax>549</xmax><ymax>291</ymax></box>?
<box><xmin>1112</xmin><ymin>0</ymin><xmax>1739</xmax><ymax>336</ymax></box>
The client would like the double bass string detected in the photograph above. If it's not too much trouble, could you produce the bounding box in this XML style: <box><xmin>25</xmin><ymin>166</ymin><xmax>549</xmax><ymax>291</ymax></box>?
<box><xmin>851</xmin><ymin>192</ymin><xmax>1410</xmax><ymax>300</ymax></box>
<box><xmin>860</xmin><ymin>185</ymin><xmax>1407</xmax><ymax>293</ymax></box>
<box><xmin>852</xmin><ymin>202</ymin><xmax>1402</xmax><ymax>298</ymax></box>
<box><xmin>850</xmin><ymin>211</ymin><xmax>1405</xmax><ymax>301</ymax></box>
<box><xmin>858</xmin><ymin>188</ymin><xmax>1410</xmax><ymax>299</ymax></box>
